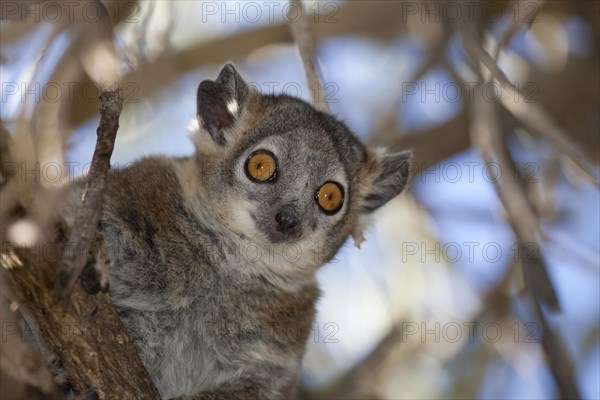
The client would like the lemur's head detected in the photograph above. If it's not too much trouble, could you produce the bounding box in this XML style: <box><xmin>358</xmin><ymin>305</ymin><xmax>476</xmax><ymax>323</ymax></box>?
<box><xmin>191</xmin><ymin>64</ymin><xmax>411</xmax><ymax>269</ymax></box>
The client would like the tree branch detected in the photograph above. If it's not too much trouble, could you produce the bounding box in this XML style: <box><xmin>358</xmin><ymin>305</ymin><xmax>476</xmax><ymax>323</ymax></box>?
<box><xmin>2</xmin><ymin>93</ymin><xmax>161</xmax><ymax>399</ymax></box>
<box><xmin>288</xmin><ymin>0</ymin><xmax>330</xmax><ymax>113</ymax></box>
<box><xmin>0</xmin><ymin>294</ymin><xmax>65</xmax><ymax>400</ymax></box>
<box><xmin>53</xmin><ymin>89</ymin><xmax>121</xmax><ymax>298</ymax></box>
<box><xmin>1</xmin><ymin>2</ymin><xmax>161</xmax><ymax>397</ymax></box>
<box><xmin>459</xmin><ymin>21</ymin><xmax>599</xmax><ymax>187</ymax></box>
<box><xmin>4</xmin><ymin>240</ymin><xmax>161</xmax><ymax>400</ymax></box>
<box><xmin>460</xmin><ymin>20</ymin><xmax>580</xmax><ymax>399</ymax></box>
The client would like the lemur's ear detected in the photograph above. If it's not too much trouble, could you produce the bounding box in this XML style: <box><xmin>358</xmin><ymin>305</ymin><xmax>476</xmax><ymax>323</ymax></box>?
<box><xmin>197</xmin><ymin>63</ymin><xmax>249</xmax><ymax>145</ymax></box>
<box><xmin>361</xmin><ymin>150</ymin><xmax>413</xmax><ymax>212</ymax></box>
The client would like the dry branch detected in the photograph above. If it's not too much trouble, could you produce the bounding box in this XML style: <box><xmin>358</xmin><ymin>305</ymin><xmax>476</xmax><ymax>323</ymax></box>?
<box><xmin>1</xmin><ymin>88</ymin><xmax>161</xmax><ymax>399</ymax></box>
<box><xmin>70</xmin><ymin>1</ymin><xmax>413</xmax><ymax>127</ymax></box>
<box><xmin>0</xmin><ymin>126</ymin><xmax>65</xmax><ymax>400</ymax></box>
<box><xmin>53</xmin><ymin>89</ymin><xmax>121</xmax><ymax>298</ymax></box>
<box><xmin>1</xmin><ymin>1</ymin><xmax>162</xmax><ymax>397</ymax></box>
<box><xmin>2</xmin><ymin>92</ymin><xmax>161</xmax><ymax>400</ymax></box>
<box><xmin>470</xmin><ymin>82</ymin><xmax>581</xmax><ymax>400</ymax></box>
<box><xmin>459</xmin><ymin>24</ymin><xmax>599</xmax><ymax>187</ymax></box>
<box><xmin>460</xmin><ymin>21</ymin><xmax>581</xmax><ymax>399</ymax></box>
<box><xmin>53</xmin><ymin>0</ymin><xmax>127</xmax><ymax>298</ymax></box>
<box><xmin>288</xmin><ymin>0</ymin><xmax>330</xmax><ymax>114</ymax></box>
<box><xmin>4</xmin><ymin>243</ymin><xmax>161</xmax><ymax>400</ymax></box>
<box><xmin>2</xmin><ymin>117</ymin><xmax>160</xmax><ymax>400</ymax></box>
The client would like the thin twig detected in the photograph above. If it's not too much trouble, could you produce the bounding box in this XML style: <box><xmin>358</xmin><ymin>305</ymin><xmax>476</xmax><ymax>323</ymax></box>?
<box><xmin>460</xmin><ymin>24</ymin><xmax>599</xmax><ymax>187</ymax></box>
<box><xmin>53</xmin><ymin>89</ymin><xmax>122</xmax><ymax>298</ymax></box>
<box><xmin>288</xmin><ymin>0</ymin><xmax>330</xmax><ymax>114</ymax></box>
<box><xmin>491</xmin><ymin>0</ymin><xmax>541</xmax><ymax>63</ymax></box>
<box><xmin>53</xmin><ymin>0</ymin><xmax>125</xmax><ymax>298</ymax></box>
<box><xmin>533</xmin><ymin>298</ymin><xmax>581</xmax><ymax>399</ymax></box>
<box><xmin>468</xmin><ymin>78</ymin><xmax>543</xmax><ymax>244</ymax></box>
<box><xmin>462</xmin><ymin>12</ymin><xmax>561</xmax><ymax>310</ymax></box>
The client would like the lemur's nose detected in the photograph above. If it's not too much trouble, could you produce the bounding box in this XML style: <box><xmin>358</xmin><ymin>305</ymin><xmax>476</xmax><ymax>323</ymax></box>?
<box><xmin>275</xmin><ymin>209</ymin><xmax>299</xmax><ymax>233</ymax></box>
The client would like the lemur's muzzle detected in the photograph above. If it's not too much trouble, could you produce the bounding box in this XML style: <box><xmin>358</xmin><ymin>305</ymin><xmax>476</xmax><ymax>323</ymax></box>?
<box><xmin>275</xmin><ymin>206</ymin><xmax>299</xmax><ymax>234</ymax></box>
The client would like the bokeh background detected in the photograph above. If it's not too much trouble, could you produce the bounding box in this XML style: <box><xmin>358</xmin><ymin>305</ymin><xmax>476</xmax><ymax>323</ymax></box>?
<box><xmin>1</xmin><ymin>1</ymin><xmax>599</xmax><ymax>399</ymax></box>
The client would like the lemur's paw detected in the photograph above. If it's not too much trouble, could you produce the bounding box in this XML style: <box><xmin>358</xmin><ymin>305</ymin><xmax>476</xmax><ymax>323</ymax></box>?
<box><xmin>80</xmin><ymin>260</ymin><xmax>109</xmax><ymax>294</ymax></box>
<box><xmin>48</xmin><ymin>354</ymin><xmax>71</xmax><ymax>393</ymax></box>
<box><xmin>80</xmin><ymin>230</ymin><xmax>110</xmax><ymax>294</ymax></box>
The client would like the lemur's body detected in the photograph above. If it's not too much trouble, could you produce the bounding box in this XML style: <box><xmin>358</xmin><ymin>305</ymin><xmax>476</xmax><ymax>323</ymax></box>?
<box><xmin>64</xmin><ymin>65</ymin><xmax>411</xmax><ymax>399</ymax></box>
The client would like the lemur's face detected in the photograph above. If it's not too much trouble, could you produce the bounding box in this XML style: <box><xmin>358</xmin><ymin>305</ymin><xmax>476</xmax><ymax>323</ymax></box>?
<box><xmin>193</xmin><ymin>64</ymin><xmax>411</xmax><ymax>268</ymax></box>
<box><xmin>232</xmin><ymin>123</ymin><xmax>359</xmax><ymax>256</ymax></box>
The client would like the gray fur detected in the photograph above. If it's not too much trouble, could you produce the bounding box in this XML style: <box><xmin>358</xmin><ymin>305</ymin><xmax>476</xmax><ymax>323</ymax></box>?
<box><xmin>63</xmin><ymin>64</ymin><xmax>412</xmax><ymax>399</ymax></box>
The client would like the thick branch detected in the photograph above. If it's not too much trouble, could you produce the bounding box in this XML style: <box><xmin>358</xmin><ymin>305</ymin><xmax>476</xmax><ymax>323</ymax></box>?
<box><xmin>1</xmin><ymin>252</ymin><xmax>64</xmax><ymax>399</ymax></box>
<box><xmin>2</xmin><ymin>98</ymin><xmax>160</xmax><ymax>400</ymax></box>
<box><xmin>4</xmin><ymin>242</ymin><xmax>161</xmax><ymax>400</ymax></box>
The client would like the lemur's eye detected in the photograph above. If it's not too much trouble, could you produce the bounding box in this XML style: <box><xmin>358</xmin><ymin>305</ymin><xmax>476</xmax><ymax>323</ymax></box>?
<box><xmin>316</xmin><ymin>182</ymin><xmax>344</xmax><ymax>214</ymax></box>
<box><xmin>245</xmin><ymin>150</ymin><xmax>277</xmax><ymax>182</ymax></box>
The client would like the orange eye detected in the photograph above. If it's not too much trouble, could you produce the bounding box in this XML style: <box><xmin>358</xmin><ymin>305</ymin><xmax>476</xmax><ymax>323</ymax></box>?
<box><xmin>316</xmin><ymin>182</ymin><xmax>344</xmax><ymax>214</ymax></box>
<box><xmin>245</xmin><ymin>150</ymin><xmax>277</xmax><ymax>182</ymax></box>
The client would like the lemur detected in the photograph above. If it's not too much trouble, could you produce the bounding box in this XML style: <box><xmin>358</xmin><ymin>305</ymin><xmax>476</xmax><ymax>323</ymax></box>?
<box><xmin>62</xmin><ymin>64</ymin><xmax>412</xmax><ymax>399</ymax></box>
